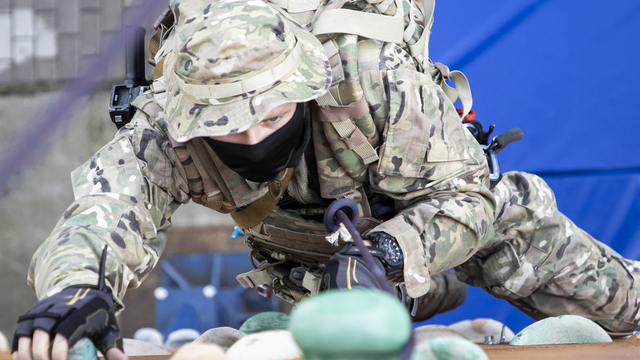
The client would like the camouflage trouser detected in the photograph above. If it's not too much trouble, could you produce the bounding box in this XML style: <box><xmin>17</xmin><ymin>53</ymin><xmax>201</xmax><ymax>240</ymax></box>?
<box><xmin>455</xmin><ymin>171</ymin><xmax>640</xmax><ymax>334</ymax></box>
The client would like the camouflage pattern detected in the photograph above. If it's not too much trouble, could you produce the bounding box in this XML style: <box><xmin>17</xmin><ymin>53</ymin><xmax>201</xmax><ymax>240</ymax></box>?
<box><xmin>318</xmin><ymin>36</ymin><xmax>380</xmax><ymax>184</ymax></box>
<box><xmin>26</xmin><ymin>0</ymin><xmax>640</xmax><ymax>334</ymax></box>
<box><xmin>28</xmin><ymin>95</ymin><xmax>188</xmax><ymax>309</ymax></box>
<box><xmin>163</xmin><ymin>0</ymin><xmax>332</xmax><ymax>142</ymax></box>
<box><xmin>456</xmin><ymin>171</ymin><xmax>640</xmax><ymax>334</ymax></box>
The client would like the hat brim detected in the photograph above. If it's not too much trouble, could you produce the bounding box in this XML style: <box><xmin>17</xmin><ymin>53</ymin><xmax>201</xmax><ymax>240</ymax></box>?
<box><xmin>163</xmin><ymin>14</ymin><xmax>331</xmax><ymax>142</ymax></box>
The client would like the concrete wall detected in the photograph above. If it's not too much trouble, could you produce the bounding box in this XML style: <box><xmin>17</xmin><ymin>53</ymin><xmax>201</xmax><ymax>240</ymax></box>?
<box><xmin>0</xmin><ymin>0</ymin><xmax>148</xmax><ymax>90</ymax></box>
<box><xmin>0</xmin><ymin>0</ymin><xmax>235</xmax><ymax>341</ymax></box>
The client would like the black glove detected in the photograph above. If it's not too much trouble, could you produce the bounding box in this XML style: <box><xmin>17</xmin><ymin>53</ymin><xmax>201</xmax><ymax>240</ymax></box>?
<box><xmin>12</xmin><ymin>286</ymin><xmax>122</xmax><ymax>355</ymax></box>
<box><xmin>322</xmin><ymin>231</ymin><xmax>405</xmax><ymax>290</ymax></box>
<box><xmin>322</xmin><ymin>250</ymin><xmax>388</xmax><ymax>291</ymax></box>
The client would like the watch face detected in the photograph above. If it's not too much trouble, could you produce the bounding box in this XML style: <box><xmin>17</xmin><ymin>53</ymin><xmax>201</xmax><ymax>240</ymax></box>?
<box><xmin>380</xmin><ymin>237</ymin><xmax>403</xmax><ymax>267</ymax></box>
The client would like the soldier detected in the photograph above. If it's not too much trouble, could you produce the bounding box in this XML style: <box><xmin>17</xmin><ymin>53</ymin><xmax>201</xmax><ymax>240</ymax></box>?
<box><xmin>13</xmin><ymin>1</ymin><xmax>640</xmax><ymax>360</ymax></box>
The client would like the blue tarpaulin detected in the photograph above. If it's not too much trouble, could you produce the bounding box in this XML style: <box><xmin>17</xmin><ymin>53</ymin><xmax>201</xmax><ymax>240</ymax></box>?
<box><xmin>417</xmin><ymin>0</ymin><xmax>640</xmax><ymax>333</ymax></box>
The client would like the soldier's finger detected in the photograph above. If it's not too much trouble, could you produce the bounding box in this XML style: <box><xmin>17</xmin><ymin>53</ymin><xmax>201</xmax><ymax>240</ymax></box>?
<box><xmin>32</xmin><ymin>329</ymin><xmax>51</xmax><ymax>360</ymax></box>
<box><xmin>17</xmin><ymin>336</ymin><xmax>32</xmax><ymax>360</ymax></box>
<box><xmin>50</xmin><ymin>333</ymin><xmax>69</xmax><ymax>360</ymax></box>
<box><xmin>106</xmin><ymin>346</ymin><xmax>128</xmax><ymax>360</ymax></box>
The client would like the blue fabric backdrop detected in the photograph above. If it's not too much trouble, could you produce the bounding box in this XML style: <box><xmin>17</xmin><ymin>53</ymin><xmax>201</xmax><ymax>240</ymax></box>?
<box><xmin>416</xmin><ymin>0</ymin><xmax>640</xmax><ymax>333</ymax></box>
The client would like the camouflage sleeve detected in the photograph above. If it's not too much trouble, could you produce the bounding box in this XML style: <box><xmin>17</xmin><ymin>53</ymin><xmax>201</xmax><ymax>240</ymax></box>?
<box><xmin>358</xmin><ymin>40</ymin><xmax>497</xmax><ymax>298</ymax></box>
<box><xmin>27</xmin><ymin>107</ymin><xmax>190</xmax><ymax>310</ymax></box>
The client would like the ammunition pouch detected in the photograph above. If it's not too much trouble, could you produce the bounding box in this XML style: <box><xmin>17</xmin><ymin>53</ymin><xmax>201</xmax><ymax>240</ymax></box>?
<box><xmin>235</xmin><ymin>207</ymin><xmax>382</xmax><ymax>304</ymax></box>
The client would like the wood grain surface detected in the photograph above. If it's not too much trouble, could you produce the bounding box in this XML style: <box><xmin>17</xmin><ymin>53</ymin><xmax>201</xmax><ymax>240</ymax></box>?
<box><xmin>2</xmin><ymin>334</ymin><xmax>640</xmax><ymax>360</ymax></box>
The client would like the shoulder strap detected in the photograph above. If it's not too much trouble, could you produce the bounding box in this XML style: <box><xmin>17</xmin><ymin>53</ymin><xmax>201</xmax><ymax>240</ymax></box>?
<box><xmin>313</xmin><ymin>9</ymin><xmax>405</xmax><ymax>43</ymax></box>
<box><xmin>405</xmin><ymin>0</ymin><xmax>434</xmax><ymax>65</ymax></box>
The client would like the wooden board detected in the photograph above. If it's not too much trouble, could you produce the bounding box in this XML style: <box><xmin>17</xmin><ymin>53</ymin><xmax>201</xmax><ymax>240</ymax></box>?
<box><xmin>2</xmin><ymin>335</ymin><xmax>640</xmax><ymax>360</ymax></box>
<box><xmin>480</xmin><ymin>335</ymin><xmax>640</xmax><ymax>360</ymax></box>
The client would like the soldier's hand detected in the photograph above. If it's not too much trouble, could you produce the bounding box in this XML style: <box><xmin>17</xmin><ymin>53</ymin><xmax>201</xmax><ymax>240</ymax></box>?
<box><xmin>12</xmin><ymin>287</ymin><xmax>127</xmax><ymax>360</ymax></box>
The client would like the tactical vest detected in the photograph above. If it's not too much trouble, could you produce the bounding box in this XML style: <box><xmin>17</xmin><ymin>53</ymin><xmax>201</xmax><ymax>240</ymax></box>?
<box><xmin>143</xmin><ymin>0</ymin><xmax>475</xmax><ymax>304</ymax></box>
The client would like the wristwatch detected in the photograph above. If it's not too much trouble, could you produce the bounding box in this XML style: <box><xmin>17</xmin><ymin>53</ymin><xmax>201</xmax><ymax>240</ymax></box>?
<box><xmin>366</xmin><ymin>232</ymin><xmax>404</xmax><ymax>278</ymax></box>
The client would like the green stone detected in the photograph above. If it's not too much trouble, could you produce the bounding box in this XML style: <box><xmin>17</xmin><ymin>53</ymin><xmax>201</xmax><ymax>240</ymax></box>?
<box><xmin>288</xmin><ymin>288</ymin><xmax>411</xmax><ymax>360</ymax></box>
<box><xmin>66</xmin><ymin>338</ymin><xmax>98</xmax><ymax>360</ymax></box>
<box><xmin>239</xmin><ymin>311</ymin><xmax>291</xmax><ymax>334</ymax></box>
<box><xmin>412</xmin><ymin>337</ymin><xmax>488</xmax><ymax>360</ymax></box>
<box><xmin>509</xmin><ymin>315</ymin><xmax>613</xmax><ymax>345</ymax></box>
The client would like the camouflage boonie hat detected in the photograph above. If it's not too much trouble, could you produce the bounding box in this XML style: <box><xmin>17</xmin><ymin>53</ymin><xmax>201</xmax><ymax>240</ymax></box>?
<box><xmin>164</xmin><ymin>0</ymin><xmax>332</xmax><ymax>142</ymax></box>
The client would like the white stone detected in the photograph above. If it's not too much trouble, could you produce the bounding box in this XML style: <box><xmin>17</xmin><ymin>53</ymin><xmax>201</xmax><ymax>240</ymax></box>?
<box><xmin>510</xmin><ymin>315</ymin><xmax>612</xmax><ymax>345</ymax></box>
<box><xmin>133</xmin><ymin>328</ymin><xmax>165</xmax><ymax>348</ymax></box>
<box><xmin>226</xmin><ymin>330</ymin><xmax>302</xmax><ymax>360</ymax></box>
<box><xmin>413</xmin><ymin>337</ymin><xmax>488</xmax><ymax>360</ymax></box>
<box><xmin>165</xmin><ymin>328</ymin><xmax>201</xmax><ymax>350</ymax></box>
<box><xmin>414</xmin><ymin>325</ymin><xmax>468</xmax><ymax>343</ymax></box>
<box><xmin>170</xmin><ymin>342</ymin><xmax>228</xmax><ymax>360</ymax></box>
<box><xmin>194</xmin><ymin>327</ymin><xmax>246</xmax><ymax>351</ymax></box>
<box><xmin>123</xmin><ymin>338</ymin><xmax>172</xmax><ymax>356</ymax></box>
<box><xmin>447</xmin><ymin>318</ymin><xmax>515</xmax><ymax>344</ymax></box>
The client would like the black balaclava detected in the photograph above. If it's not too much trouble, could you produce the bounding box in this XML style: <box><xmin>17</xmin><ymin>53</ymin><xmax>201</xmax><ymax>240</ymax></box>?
<box><xmin>204</xmin><ymin>103</ymin><xmax>310</xmax><ymax>183</ymax></box>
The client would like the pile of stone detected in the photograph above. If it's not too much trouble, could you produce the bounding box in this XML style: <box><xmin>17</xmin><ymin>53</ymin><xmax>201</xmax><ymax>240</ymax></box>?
<box><xmin>169</xmin><ymin>289</ymin><xmax>492</xmax><ymax>360</ymax></box>
<box><xmin>63</xmin><ymin>288</ymin><xmax>615</xmax><ymax>360</ymax></box>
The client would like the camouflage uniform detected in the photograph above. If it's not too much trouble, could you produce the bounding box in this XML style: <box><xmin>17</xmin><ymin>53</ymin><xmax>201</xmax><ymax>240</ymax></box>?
<box><xmin>27</xmin><ymin>0</ymin><xmax>640</xmax><ymax>334</ymax></box>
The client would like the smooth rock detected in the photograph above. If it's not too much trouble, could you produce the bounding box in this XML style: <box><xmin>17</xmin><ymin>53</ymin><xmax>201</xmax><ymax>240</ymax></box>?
<box><xmin>448</xmin><ymin>318</ymin><xmax>514</xmax><ymax>344</ymax></box>
<box><xmin>289</xmin><ymin>288</ymin><xmax>411</xmax><ymax>360</ymax></box>
<box><xmin>226</xmin><ymin>330</ymin><xmax>302</xmax><ymax>360</ymax></box>
<box><xmin>239</xmin><ymin>312</ymin><xmax>290</xmax><ymax>334</ymax></box>
<box><xmin>165</xmin><ymin>328</ymin><xmax>201</xmax><ymax>349</ymax></box>
<box><xmin>194</xmin><ymin>327</ymin><xmax>246</xmax><ymax>351</ymax></box>
<box><xmin>169</xmin><ymin>342</ymin><xmax>227</xmax><ymax>360</ymax></box>
<box><xmin>509</xmin><ymin>315</ymin><xmax>613</xmax><ymax>345</ymax></box>
<box><xmin>0</xmin><ymin>330</ymin><xmax>8</xmax><ymax>353</ymax></box>
<box><xmin>413</xmin><ymin>325</ymin><xmax>468</xmax><ymax>343</ymax></box>
<box><xmin>123</xmin><ymin>338</ymin><xmax>172</xmax><ymax>356</ymax></box>
<box><xmin>411</xmin><ymin>337</ymin><xmax>488</xmax><ymax>360</ymax></box>
<box><xmin>133</xmin><ymin>327</ymin><xmax>165</xmax><ymax>348</ymax></box>
<box><xmin>67</xmin><ymin>338</ymin><xmax>98</xmax><ymax>360</ymax></box>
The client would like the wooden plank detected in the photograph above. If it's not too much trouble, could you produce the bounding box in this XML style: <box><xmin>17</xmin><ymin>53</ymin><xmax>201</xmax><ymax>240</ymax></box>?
<box><xmin>482</xmin><ymin>344</ymin><xmax>640</xmax><ymax>360</ymax></box>
<box><xmin>3</xmin><ymin>335</ymin><xmax>639</xmax><ymax>360</ymax></box>
<box><xmin>480</xmin><ymin>335</ymin><xmax>640</xmax><ymax>360</ymax></box>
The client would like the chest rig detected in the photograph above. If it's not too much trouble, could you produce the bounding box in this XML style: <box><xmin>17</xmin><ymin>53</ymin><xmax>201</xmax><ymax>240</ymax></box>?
<box><xmin>144</xmin><ymin>0</ymin><xmax>474</xmax><ymax>304</ymax></box>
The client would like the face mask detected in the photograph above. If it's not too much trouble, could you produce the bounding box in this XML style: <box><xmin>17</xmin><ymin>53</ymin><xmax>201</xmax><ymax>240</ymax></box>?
<box><xmin>204</xmin><ymin>103</ymin><xmax>310</xmax><ymax>183</ymax></box>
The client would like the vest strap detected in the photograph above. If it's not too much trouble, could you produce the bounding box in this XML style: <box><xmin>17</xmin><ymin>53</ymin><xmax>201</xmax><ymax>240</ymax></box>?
<box><xmin>268</xmin><ymin>0</ymin><xmax>321</xmax><ymax>13</ymax></box>
<box><xmin>302</xmin><ymin>270</ymin><xmax>323</xmax><ymax>295</ymax></box>
<box><xmin>236</xmin><ymin>261</ymin><xmax>273</xmax><ymax>288</ymax></box>
<box><xmin>185</xmin><ymin>139</ymin><xmax>225</xmax><ymax>211</ymax></box>
<box><xmin>229</xmin><ymin>168</ymin><xmax>294</xmax><ymax>229</ymax></box>
<box><xmin>316</xmin><ymin>92</ymin><xmax>379</xmax><ymax>165</ymax></box>
<box><xmin>432</xmin><ymin>62</ymin><xmax>473</xmax><ymax>120</ymax></box>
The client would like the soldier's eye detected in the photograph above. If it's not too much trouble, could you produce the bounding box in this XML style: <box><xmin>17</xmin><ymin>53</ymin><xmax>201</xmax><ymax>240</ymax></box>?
<box><xmin>266</xmin><ymin>116</ymin><xmax>280</xmax><ymax>123</ymax></box>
